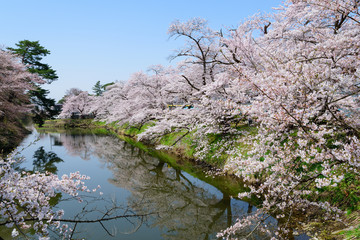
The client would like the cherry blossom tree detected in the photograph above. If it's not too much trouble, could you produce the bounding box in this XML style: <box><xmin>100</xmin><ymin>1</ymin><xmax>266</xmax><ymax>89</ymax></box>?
<box><xmin>0</xmin><ymin>49</ymin><xmax>43</xmax><ymax>152</ymax></box>
<box><xmin>137</xmin><ymin>19</ymin><xmax>247</xmax><ymax>148</ymax></box>
<box><xmin>0</xmin><ymin>151</ymin><xmax>92</xmax><ymax>239</ymax></box>
<box><xmin>217</xmin><ymin>0</ymin><xmax>360</xmax><ymax>238</ymax></box>
<box><xmin>58</xmin><ymin>88</ymin><xmax>83</xmax><ymax>104</ymax></box>
<box><xmin>59</xmin><ymin>91</ymin><xmax>96</xmax><ymax>119</ymax></box>
<box><xmin>168</xmin><ymin>18</ymin><xmax>221</xmax><ymax>88</ymax></box>
<box><xmin>92</xmin><ymin>67</ymin><xmax>176</xmax><ymax>129</ymax></box>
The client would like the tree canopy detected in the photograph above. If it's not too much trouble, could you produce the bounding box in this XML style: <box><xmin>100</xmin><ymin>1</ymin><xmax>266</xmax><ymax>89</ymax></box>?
<box><xmin>8</xmin><ymin>40</ymin><xmax>58</xmax><ymax>83</ymax></box>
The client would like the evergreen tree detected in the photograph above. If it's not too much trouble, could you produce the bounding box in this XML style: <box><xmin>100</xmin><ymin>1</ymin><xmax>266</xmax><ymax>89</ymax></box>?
<box><xmin>29</xmin><ymin>87</ymin><xmax>61</xmax><ymax>127</ymax></box>
<box><xmin>8</xmin><ymin>40</ymin><xmax>60</xmax><ymax>126</ymax></box>
<box><xmin>8</xmin><ymin>40</ymin><xmax>58</xmax><ymax>83</ymax></box>
<box><xmin>92</xmin><ymin>81</ymin><xmax>104</xmax><ymax>96</ymax></box>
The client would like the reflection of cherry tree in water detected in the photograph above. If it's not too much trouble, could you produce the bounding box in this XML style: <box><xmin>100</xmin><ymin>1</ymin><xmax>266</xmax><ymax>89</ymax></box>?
<box><xmin>59</xmin><ymin>133</ymin><xmax>94</xmax><ymax>160</ymax></box>
<box><xmin>104</xmin><ymin>143</ymin><xmax>274</xmax><ymax>240</ymax></box>
<box><xmin>60</xmin><ymin>133</ymin><xmax>276</xmax><ymax>239</ymax></box>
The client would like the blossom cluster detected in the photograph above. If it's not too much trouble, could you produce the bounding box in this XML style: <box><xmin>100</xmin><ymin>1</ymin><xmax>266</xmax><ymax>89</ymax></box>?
<box><xmin>0</xmin><ymin>152</ymin><xmax>91</xmax><ymax>239</ymax></box>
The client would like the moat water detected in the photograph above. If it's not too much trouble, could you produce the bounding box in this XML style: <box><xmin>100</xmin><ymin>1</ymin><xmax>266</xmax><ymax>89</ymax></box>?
<box><xmin>1</xmin><ymin>128</ymin><xmax>310</xmax><ymax>239</ymax></box>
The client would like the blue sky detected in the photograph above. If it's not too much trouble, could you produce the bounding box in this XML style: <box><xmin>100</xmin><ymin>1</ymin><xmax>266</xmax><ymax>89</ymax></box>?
<box><xmin>1</xmin><ymin>0</ymin><xmax>283</xmax><ymax>101</ymax></box>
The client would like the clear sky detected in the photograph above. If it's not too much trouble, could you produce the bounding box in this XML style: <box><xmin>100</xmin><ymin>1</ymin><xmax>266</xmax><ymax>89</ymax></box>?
<box><xmin>1</xmin><ymin>0</ymin><xmax>283</xmax><ymax>101</ymax></box>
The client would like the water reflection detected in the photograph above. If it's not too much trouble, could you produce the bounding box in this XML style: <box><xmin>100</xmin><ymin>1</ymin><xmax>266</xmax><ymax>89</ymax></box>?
<box><xmin>32</xmin><ymin>146</ymin><xmax>63</xmax><ymax>174</ymax></box>
<box><xmin>43</xmin><ymin>132</ymin><xmax>276</xmax><ymax>239</ymax></box>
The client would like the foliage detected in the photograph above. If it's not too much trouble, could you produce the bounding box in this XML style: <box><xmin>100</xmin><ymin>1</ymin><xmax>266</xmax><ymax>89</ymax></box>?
<box><xmin>92</xmin><ymin>80</ymin><xmax>104</xmax><ymax>96</ymax></box>
<box><xmin>8</xmin><ymin>40</ymin><xmax>60</xmax><ymax>126</ymax></box>
<box><xmin>310</xmin><ymin>172</ymin><xmax>360</xmax><ymax>211</ymax></box>
<box><xmin>30</xmin><ymin>87</ymin><xmax>61</xmax><ymax>127</ymax></box>
<box><xmin>7</xmin><ymin>40</ymin><xmax>58</xmax><ymax>83</ymax></box>
<box><xmin>92</xmin><ymin>81</ymin><xmax>114</xmax><ymax>96</ymax></box>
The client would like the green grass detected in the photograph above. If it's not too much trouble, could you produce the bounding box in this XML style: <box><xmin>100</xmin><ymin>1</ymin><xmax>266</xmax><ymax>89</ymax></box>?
<box><xmin>311</xmin><ymin>173</ymin><xmax>360</xmax><ymax>212</ymax></box>
<box><xmin>158</xmin><ymin>129</ymin><xmax>196</xmax><ymax>157</ymax></box>
<box><xmin>235</xmin><ymin>124</ymin><xmax>258</xmax><ymax>135</ymax></box>
<box><xmin>192</xmin><ymin>125</ymin><xmax>257</xmax><ymax>168</ymax></box>
<box><xmin>339</xmin><ymin>224</ymin><xmax>360</xmax><ymax>239</ymax></box>
<box><xmin>118</xmin><ymin>122</ymin><xmax>155</xmax><ymax>136</ymax></box>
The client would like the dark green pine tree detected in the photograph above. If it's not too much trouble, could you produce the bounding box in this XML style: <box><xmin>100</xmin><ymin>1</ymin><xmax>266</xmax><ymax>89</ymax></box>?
<box><xmin>92</xmin><ymin>81</ymin><xmax>104</xmax><ymax>96</ymax></box>
<box><xmin>8</xmin><ymin>40</ymin><xmax>58</xmax><ymax>83</ymax></box>
<box><xmin>8</xmin><ymin>40</ymin><xmax>60</xmax><ymax>126</ymax></box>
<box><xmin>29</xmin><ymin>87</ymin><xmax>60</xmax><ymax>127</ymax></box>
